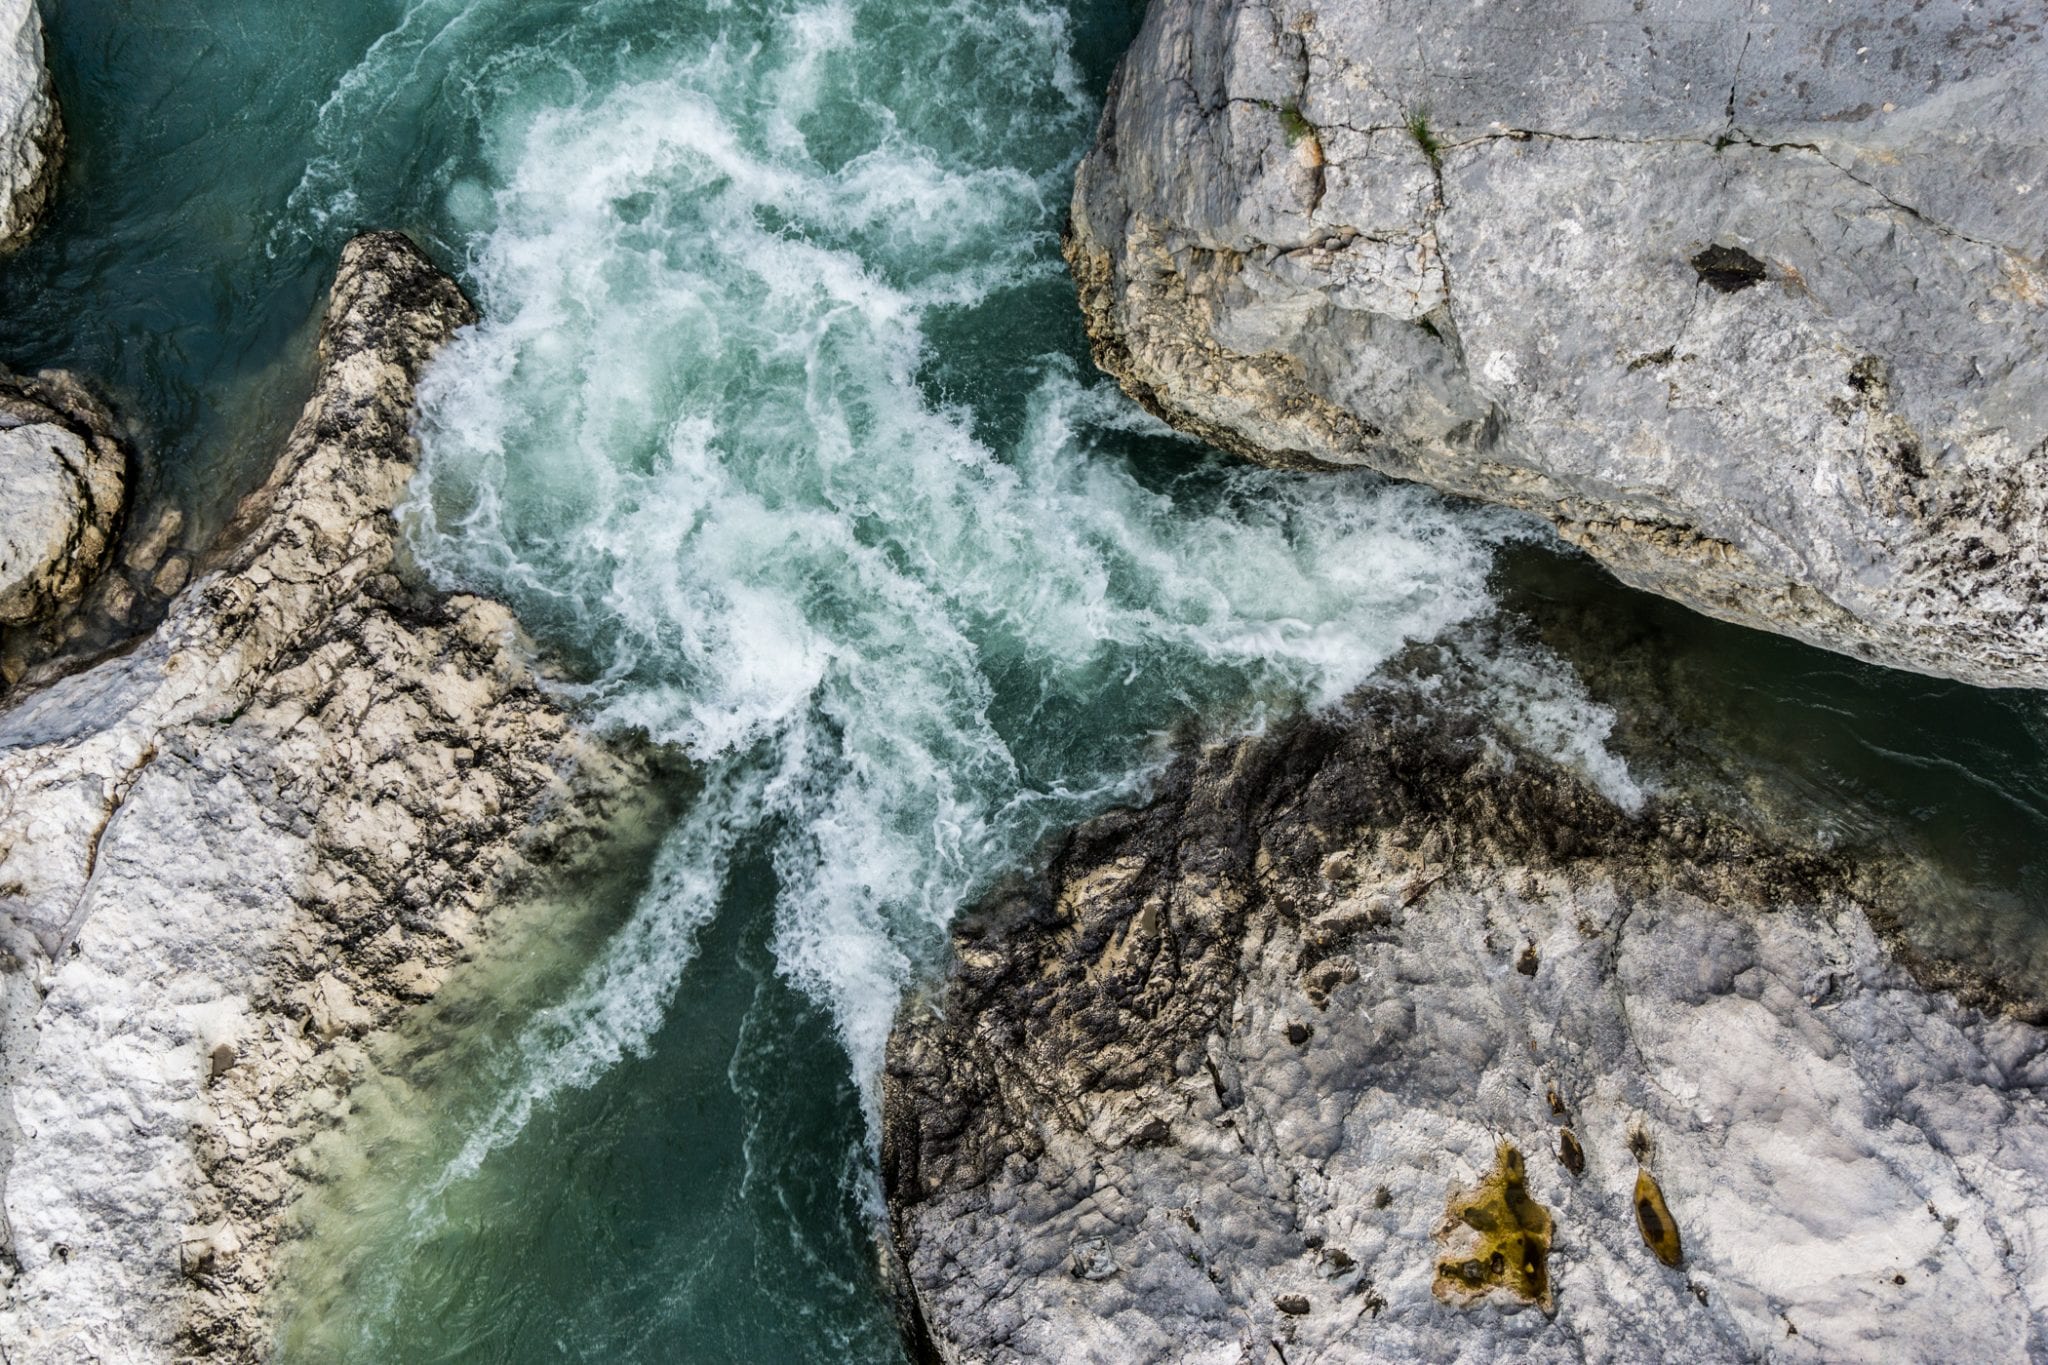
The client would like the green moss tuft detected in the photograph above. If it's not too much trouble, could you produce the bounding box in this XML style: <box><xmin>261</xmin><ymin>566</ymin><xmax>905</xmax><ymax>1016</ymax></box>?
<box><xmin>1278</xmin><ymin>102</ymin><xmax>1314</xmax><ymax>147</ymax></box>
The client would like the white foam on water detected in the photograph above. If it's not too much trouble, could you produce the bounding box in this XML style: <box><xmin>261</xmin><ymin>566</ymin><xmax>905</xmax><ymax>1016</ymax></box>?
<box><xmin>1457</xmin><ymin>634</ymin><xmax>1652</xmax><ymax>813</ymax></box>
<box><xmin>1367</xmin><ymin>571</ymin><xmax>1650</xmax><ymax>814</ymax></box>
<box><xmin>277</xmin><ymin>0</ymin><xmax>495</xmax><ymax>243</ymax></box>
<box><xmin>394</xmin><ymin>0</ymin><xmax>1633</xmax><ymax>1176</ymax></box>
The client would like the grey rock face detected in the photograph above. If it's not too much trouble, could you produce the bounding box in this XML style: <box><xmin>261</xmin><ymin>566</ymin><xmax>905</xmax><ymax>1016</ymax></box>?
<box><xmin>1067</xmin><ymin>0</ymin><xmax>2048</xmax><ymax>687</ymax></box>
<box><xmin>884</xmin><ymin>695</ymin><xmax>2048</xmax><ymax>1361</ymax></box>
<box><xmin>0</xmin><ymin>368</ymin><xmax>123</xmax><ymax>634</ymax></box>
<box><xmin>0</xmin><ymin>0</ymin><xmax>60</xmax><ymax>251</ymax></box>
<box><xmin>0</xmin><ymin>233</ymin><xmax>652</xmax><ymax>1362</ymax></box>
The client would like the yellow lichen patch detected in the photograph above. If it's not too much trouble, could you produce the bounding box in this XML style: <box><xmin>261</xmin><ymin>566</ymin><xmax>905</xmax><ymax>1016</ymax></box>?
<box><xmin>1432</xmin><ymin>1143</ymin><xmax>1555</xmax><ymax>1313</ymax></box>
<box><xmin>1634</xmin><ymin>1167</ymin><xmax>1683</xmax><ymax>1268</ymax></box>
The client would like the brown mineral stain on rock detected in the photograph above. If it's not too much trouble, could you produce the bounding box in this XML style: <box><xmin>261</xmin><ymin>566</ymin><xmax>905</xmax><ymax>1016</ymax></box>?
<box><xmin>1557</xmin><ymin>1128</ymin><xmax>1585</xmax><ymax>1176</ymax></box>
<box><xmin>1635</xmin><ymin>1167</ymin><xmax>1683</xmax><ymax>1268</ymax></box>
<box><xmin>1433</xmin><ymin>1142</ymin><xmax>1554</xmax><ymax>1313</ymax></box>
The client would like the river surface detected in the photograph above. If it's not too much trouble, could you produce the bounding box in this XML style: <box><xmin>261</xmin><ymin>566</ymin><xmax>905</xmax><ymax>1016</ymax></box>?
<box><xmin>5</xmin><ymin>1</ymin><xmax>2046</xmax><ymax>1360</ymax></box>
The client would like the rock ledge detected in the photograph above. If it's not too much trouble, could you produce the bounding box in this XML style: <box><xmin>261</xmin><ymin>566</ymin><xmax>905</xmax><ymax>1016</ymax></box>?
<box><xmin>0</xmin><ymin>0</ymin><xmax>61</xmax><ymax>251</ymax></box>
<box><xmin>0</xmin><ymin>233</ymin><xmax>651</xmax><ymax>1362</ymax></box>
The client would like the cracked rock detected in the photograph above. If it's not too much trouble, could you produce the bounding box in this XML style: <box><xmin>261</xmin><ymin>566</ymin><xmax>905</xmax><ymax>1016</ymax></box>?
<box><xmin>884</xmin><ymin>689</ymin><xmax>2048</xmax><ymax>1361</ymax></box>
<box><xmin>1067</xmin><ymin>0</ymin><xmax>2048</xmax><ymax>687</ymax></box>
<box><xmin>0</xmin><ymin>232</ymin><xmax>659</xmax><ymax>1363</ymax></box>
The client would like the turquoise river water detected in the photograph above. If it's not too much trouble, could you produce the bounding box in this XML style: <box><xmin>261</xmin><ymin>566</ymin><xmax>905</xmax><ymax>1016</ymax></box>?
<box><xmin>4</xmin><ymin>1</ymin><xmax>2046</xmax><ymax>1360</ymax></box>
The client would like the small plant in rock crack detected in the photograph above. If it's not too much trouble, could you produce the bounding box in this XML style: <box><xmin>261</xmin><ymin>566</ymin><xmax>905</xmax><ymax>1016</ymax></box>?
<box><xmin>1407</xmin><ymin>109</ymin><xmax>1443</xmax><ymax>166</ymax></box>
<box><xmin>1278</xmin><ymin>101</ymin><xmax>1315</xmax><ymax>146</ymax></box>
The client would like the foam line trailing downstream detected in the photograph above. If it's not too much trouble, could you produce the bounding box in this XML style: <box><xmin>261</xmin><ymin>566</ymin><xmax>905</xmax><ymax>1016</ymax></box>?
<box><xmin>392</xmin><ymin>0</ymin><xmax>1632</xmax><ymax>1162</ymax></box>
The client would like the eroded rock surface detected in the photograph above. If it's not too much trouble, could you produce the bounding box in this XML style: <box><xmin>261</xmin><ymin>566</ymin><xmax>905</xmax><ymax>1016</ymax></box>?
<box><xmin>1067</xmin><ymin>0</ymin><xmax>2048</xmax><ymax>686</ymax></box>
<box><xmin>884</xmin><ymin>695</ymin><xmax>2048</xmax><ymax>1361</ymax></box>
<box><xmin>0</xmin><ymin>233</ymin><xmax>651</xmax><ymax>1362</ymax></box>
<box><xmin>0</xmin><ymin>366</ymin><xmax>124</xmax><ymax>645</ymax></box>
<box><xmin>0</xmin><ymin>0</ymin><xmax>60</xmax><ymax>251</ymax></box>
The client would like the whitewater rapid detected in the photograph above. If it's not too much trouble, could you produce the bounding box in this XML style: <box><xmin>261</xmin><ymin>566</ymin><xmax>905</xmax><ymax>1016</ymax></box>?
<box><xmin>365</xmin><ymin>0</ymin><xmax>1648</xmax><ymax>1172</ymax></box>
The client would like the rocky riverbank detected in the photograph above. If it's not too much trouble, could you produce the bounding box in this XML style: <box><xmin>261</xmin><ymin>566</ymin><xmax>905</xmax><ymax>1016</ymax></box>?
<box><xmin>1066</xmin><ymin>0</ymin><xmax>2048</xmax><ymax>687</ymax></box>
<box><xmin>0</xmin><ymin>233</ymin><xmax>656</xmax><ymax>1362</ymax></box>
<box><xmin>884</xmin><ymin>687</ymin><xmax>2048</xmax><ymax>1361</ymax></box>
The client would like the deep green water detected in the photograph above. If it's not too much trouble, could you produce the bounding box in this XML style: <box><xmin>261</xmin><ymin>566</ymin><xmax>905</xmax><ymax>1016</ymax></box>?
<box><xmin>3</xmin><ymin>1</ymin><xmax>2045</xmax><ymax>1360</ymax></box>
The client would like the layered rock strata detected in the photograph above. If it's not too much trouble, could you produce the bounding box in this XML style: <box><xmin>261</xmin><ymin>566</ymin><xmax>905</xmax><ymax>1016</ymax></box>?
<box><xmin>884</xmin><ymin>693</ymin><xmax>2048</xmax><ymax>1361</ymax></box>
<box><xmin>0</xmin><ymin>232</ymin><xmax>651</xmax><ymax>1362</ymax></box>
<box><xmin>1067</xmin><ymin>0</ymin><xmax>2048</xmax><ymax>687</ymax></box>
<box><xmin>0</xmin><ymin>0</ymin><xmax>60</xmax><ymax>251</ymax></box>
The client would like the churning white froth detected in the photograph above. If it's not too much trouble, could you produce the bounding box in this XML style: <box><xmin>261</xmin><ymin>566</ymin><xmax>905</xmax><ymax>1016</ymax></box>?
<box><xmin>394</xmin><ymin>0</ymin><xmax>1640</xmax><ymax>1171</ymax></box>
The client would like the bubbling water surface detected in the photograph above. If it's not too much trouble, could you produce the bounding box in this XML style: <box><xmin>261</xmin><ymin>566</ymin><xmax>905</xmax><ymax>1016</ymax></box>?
<box><xmin>270</xmin><ymin>4</ymin><xmax>1624</xmax><ymax>1353</ymax></box>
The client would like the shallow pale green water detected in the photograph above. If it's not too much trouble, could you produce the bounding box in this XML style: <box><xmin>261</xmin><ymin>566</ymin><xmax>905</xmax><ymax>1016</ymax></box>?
<box><xmin>3</xmin><ymin>1</ymin><xmax>2045</xmax><ymax>1361</ymax></box>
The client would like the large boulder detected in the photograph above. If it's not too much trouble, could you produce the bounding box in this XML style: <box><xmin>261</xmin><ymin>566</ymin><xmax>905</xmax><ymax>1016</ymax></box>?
<box><xmin>0</xmin><ymin>0</ymin><xmax>60</xmax><ymax>250</ymax></box>
<box><xmin>0</xmin><ymin>367</ymin><xmax>124</xmax><ymax>636</ymax></box>
<box><xmin>884</xmin><ymin>691</ymin><xmax>2048</xmax><ymax>1362</ymax></box>
<box><xmin>1067</xmin><ymin>0</ymin><xmax>2048</xmax><ymax>687</ymax></box>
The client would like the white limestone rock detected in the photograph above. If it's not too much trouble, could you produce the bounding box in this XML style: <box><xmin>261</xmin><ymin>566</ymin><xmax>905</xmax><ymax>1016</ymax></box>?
<box><xmin>884</xmin><ymin>695</ymin><xmax>2048</xmax><ymax>1361</ymax></box>
<box><xmin>1067</xmin><ymin>0</ymin><xmax>2048</xmax><ymax>687</ymax></box>
<box><xmin>0</xmin><ymin>368</ymin><xmax>123</xmax><ymax>636</ymax></box>
<box><xmin>0</xmin><ymin>233</ymin><xmax>651</xmax><ymax>1363</ymax></box>
<box><xmin>0</xmin><ymin>0</ymin><xmax>59</xmax><ymax>251</ymax></box>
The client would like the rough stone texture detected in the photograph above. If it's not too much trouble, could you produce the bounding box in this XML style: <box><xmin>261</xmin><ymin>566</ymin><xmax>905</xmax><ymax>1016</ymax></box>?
<box><xmin>0</xmin><ymin>367</ymin><xmax>124</xmax><ymax>643</ymax></box>
<box><xmin>0</xmin><ymin>232</ymin><xmax>652</xmax><ymax>1363</ymax></box>
<box><xmin>1067</xmin><ymin>0</ymin><xmax>2048</xmax><ymax>687</ymax></box>
<box><xmin>884</xmin><ymin>693</ymin><xmax>2048</xmax><ymax>1362</ymax></box>
<box><xmin>0</xmin><ymin>0</ymin><xmax>60</xmax><ymax>252</ymax></box>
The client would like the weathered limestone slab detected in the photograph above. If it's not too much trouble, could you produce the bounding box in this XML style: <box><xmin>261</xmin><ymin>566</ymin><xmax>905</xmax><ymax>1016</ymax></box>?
<box><xmin>886</xmin><ymin>694</ymin><xmax>2048</xmax><ymax>1361</ymax></box>
<box><xmin>0</xmin><ymin>233</ymin><xmax>648</xmax><ymax>1363</ymax></box>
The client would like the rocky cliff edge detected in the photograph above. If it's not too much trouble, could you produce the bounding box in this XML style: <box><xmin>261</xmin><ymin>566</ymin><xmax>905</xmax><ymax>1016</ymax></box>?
<box><xmin>0</xmin><ymin>0</ymin><xmax>60</xmax><ymax>252</ymax></box>
<box><xmin>886</xmin><ymin>689</ymin><xmax>2048</xmax><ymax>1361</ymax></box>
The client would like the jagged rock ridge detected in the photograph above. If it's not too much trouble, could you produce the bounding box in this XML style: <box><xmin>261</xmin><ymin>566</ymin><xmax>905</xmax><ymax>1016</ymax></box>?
<box><xmin>0</xmin><ymin>233</ymin><xmax>654</xmax><ymax>1363</ymax></box>
<box><xmin>0</xmin><ymin>0</ymin><xmax>61</xmax><ymax>251</ymax></box>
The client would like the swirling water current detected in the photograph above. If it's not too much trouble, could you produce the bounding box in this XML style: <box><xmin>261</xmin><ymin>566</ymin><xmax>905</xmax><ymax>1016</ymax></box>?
<box><xmin>3</xmin><ymin>1</ymin><xmax>2046</xmax><ymax>1359</ymax></box>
